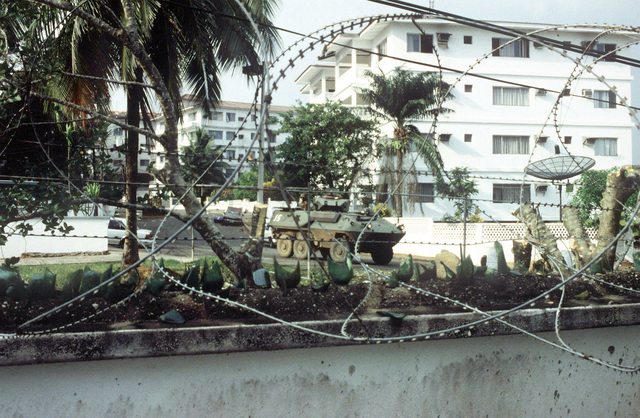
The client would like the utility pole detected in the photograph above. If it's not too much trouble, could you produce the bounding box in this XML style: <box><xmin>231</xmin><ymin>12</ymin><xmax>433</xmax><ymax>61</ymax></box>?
<box><xmin>257</xmin><ymin>64</ymin><xmax>267</xmax><ymax>204</ymax></box>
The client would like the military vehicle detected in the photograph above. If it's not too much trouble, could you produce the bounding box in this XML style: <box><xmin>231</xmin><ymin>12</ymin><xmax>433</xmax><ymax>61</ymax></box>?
<box><xmin>268</xmin><ymin>195</ymin><xmax>405</xmax><ymax>265</ymax></box>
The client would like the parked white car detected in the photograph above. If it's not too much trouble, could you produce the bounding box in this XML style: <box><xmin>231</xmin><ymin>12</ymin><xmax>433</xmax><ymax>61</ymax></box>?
<box><xmin>107</xmin><ymin>218</ymin><xmax>154</xmax><ymax>247</ymax></box>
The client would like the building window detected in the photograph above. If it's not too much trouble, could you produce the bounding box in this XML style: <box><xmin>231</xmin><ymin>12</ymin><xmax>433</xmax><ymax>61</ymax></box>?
<box><xmin>492</xmin><ymin>37</ymin><xmax>530</xmax><ymax>57</ymax></box>
<box><xmin>464</xmin><ymin>35</ymin><xmax>472</xmax><ymax>44</ymax></box>
<box><xmin>418</xmin><ymin>183</ymin><xmax>435</xmax><ymax>203</ymax></box>
<box><xmin>593</xmin><ymin>43</ymin><xmax>617</xmax><ymax>62</ymax></box>
<box><xmin>209</xmin><ymin>130</ymin><xmax>223</xmax><ymax>140</ymax></box>
<box><xmin>139</xmin><ymin>159</ymin><xmax>149</xmax><ymax>167</ymax></box>
<box><xmin>563</xmin><ymin>136</ymin><xmax>572</xmax><ymax>144</ymax></box>
<box><xmin>493</xmin><ymin>135</ymin><xmax>529</xmax><ymax>154</ymax></box>
<box><xmin>464</xmin><ymin>134</ymin><xmax>472</xmax><ymax>142</ymax></box>
<box><xmin>493</xmin><ymin>87</ymin><xmax>529</xmax><ymax>106</ymax></box>
<box><xmin>212</xmin><ymin>111</ymin><xmax>223</xmax><ymax>121</ymax></box>
<box><xmin>464</xmin><ymin>84</ymin><xmax>472</xmax><ymax>93</ymax></box>
<box><xmin>407</xmin><ymin>33</ymin><xmax>433</xmax><ymax>53</ymax></box>
<box><xmin>188</xmin><ymin>112</ymin><xmax>196</xmax><ymax>121</ymax></box>
<box><xmin>226</xmin><ymin>131</ymin><xmax>235</xmax><ymax>141</ymax></box>
<box><xmin>376</xmin><ymin>38</ymin><xmax>387</xmax><ymax>57</ymax></box>
<box><xmin>251</xmin><ymin>133</ymin><xmax>255</xmax><ymax>140</ymax></box>
<box><xmin>113</xmin><ymin>127</ymin><xmax>123</xmax><ymax>136</ymax></box>
<box><xmin>226</xmin><ymin>112</ymin><xmax>235</xmax><ymax>122</ymax></box>
<box><xmin>593</xmin><ymin>90</ymin><xmax>616</xmax><ymax>108</ymax></box>
<box><xmin>493</xmin><ymin>184</ymin><xmax>531</xmax><ymax>203</ymax></box>
<box><xmin>593</xmin><ymin>138</ymin><xmax>617</xmax><ymax>156</ymax></box>
<box><xmin>269</xmin><ymin>133</ymin><xmax>276</xmax><ymax>143</ymax></box>
<box><xmin>226</xmin><ymin>150</ymin><xmax>236</xmax><ymax>160</ymax></box>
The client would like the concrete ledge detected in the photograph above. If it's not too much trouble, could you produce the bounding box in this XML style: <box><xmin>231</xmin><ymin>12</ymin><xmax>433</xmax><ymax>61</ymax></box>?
<box><xmin>2</xmin><ymin>303</ymin><xmax>639</xmax><ymax>366</ymax></box>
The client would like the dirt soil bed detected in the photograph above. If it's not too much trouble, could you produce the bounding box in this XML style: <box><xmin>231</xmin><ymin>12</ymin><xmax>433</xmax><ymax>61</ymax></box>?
<box><xmin>2</xmin><ymin>268</ymin><xmax>640</xmax><ymax>334</ymax></box>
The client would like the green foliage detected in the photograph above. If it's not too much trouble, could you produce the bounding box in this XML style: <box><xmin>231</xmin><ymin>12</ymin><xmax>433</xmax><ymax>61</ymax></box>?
<box><xmin>328</xmin><ymin>253</ymin><xmax>354</xmax><ymax>285</ymax></box>
<box><xmin>232</xmin><ymin>162</ymin><xmax>278</xmax><ymax>201</ymax></box>
<box><xmin>436</xmin><ymin>167</ymin><xmax>481</xmax><ymax>223</ymax></box>
<box><xmin>180</xmin><ymin>129</ymin><xmax>229</xmax><ymax>203</ymax></box>
<box><xmin>570</xmin><ymin>167</ymin><xmax>639</xmax><ymax>228</ymax></box>
<box><xmin>373</xmin><ymin>202</ymin><xmax>396</xmax><ymax>217</ymax></box>
<box><xmin>396</xmin><ymin>255</ymin><xmax>414</xmax><ymax>282</ymax></box>
<box><xmin>276</xmin><ymin>101</ymin><xmax>380</xmax><ymax>190</ymax></box>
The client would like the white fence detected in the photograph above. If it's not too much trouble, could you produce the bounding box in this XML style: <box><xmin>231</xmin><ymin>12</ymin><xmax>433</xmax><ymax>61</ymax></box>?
<box><xmin>388</xmin><ymin>217</ymin><xmax>600</xmax><ymax>265</ymax></box>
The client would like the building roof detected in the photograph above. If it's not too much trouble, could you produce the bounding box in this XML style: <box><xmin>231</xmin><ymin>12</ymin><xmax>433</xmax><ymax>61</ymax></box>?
<box><xmin>181</xmin><ymin>95</ymin><xmax>291</xmax><ymax>113</ymax></box>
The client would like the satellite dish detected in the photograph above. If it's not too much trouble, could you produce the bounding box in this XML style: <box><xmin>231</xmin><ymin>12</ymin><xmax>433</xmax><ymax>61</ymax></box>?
<box><xmin>524</xmin><ymin>155</ymin><xmax>595</xmax><ymax>221</ymax></box>
<box><xmin>524</xmin><ymin>155</ymin><xmax>595</xmax><ymax>181</ymax></box>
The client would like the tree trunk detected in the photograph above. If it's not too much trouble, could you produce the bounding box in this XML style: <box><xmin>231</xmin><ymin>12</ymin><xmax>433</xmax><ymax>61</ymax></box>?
<box><xmin>513</xmin><ymin>204</ymin><xmax>570</xmax><ymax>276</ymax></box>
<box><xmin>395</xmin><ymin>147</ymin><xmax>404</xmax><ymax>217</ymax></box>
<box><xmin>122</xmin><ymin>68</ymin><xmax>143</xmax><ymax>267</ymax></box>
<box><xmin>512</xmin><ymin>239</ymin><xmax>532</xmax><ymax>273</ymax></box>
<box><xmin>591</xmin><ymin>168</ymin><xmax>640</xmax><ymax>268</ymax></box>
<box><xmin>562</xmin><ymin>206</ymin><xmax>595</xmax><ymax>269</ymax></box>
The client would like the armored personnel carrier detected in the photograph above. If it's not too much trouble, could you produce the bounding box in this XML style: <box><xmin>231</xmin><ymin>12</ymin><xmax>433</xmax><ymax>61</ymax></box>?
<box><xmin>268</xmin><ymin>195</ymin><xmax>405</xmax><ymax>265</ymax></box>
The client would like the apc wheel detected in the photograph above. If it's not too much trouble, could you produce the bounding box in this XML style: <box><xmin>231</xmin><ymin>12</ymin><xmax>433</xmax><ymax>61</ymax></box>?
<box><xmin>371</xmin><ymin>246</ymin><xmax>393</xmax><ymax>266</ymax></box>
<box><xmin>276</xmin><ymin>234</ymin><xmax>294</xmax><ymax>258</ymax></box>
<box><xmin>371</xmin><ymin>246</ymin><xmax>394</xmax><ymax>265</ymax></box>
<box><xmin>293</xmin><ymin>235</ymin><xmax>310</xmax><ymax>259</ymax></box>
<box><xmin>329</xmin><ymin>239</ymin><xmax>350</xmax><ymax>263</ymax></box>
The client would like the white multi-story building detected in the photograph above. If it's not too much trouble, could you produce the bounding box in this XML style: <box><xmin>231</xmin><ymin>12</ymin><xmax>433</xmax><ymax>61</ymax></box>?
<box><xmin>296</xmin><ymin>17</ymin><xmax>636</xmax><ymax>221</ymax></box>
<box><xmin>151</xmin><ymin>96</ymin><xmax>291</xmax><ymax>179</ymax></box>
<box><xmin>106</xmin><ymin>98</ymin><xmax>291</xmax><ymax>200</ymax></box>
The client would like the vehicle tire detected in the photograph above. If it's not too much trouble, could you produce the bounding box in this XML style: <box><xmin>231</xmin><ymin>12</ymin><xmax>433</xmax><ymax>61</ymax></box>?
<box><xmin>329</xmin><ymin>238</ymin><xmax>351</xmax><ymax>263</ymax></box>
<box><xmin>293</xmin><ymin>234</ymin><xmax>310</xmax><ymax>259</ymax></box>
<box><xmin>276</xmin><ymin>234</ymin><xmax>294</xmax><ymax>258</ymax></box>
<box><xmin>371</xmin><ymin>246</ymin><xmax>394</xmax><ymax>265</ymax></box>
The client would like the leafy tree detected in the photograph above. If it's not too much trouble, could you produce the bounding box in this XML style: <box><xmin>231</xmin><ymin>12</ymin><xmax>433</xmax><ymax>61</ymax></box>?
<box><xmin>1</xmin><ymin>0</ymin><xmax>279</xmax><ymax>281</ymax></box>
<box><xmin>180</xmin><ymin>128</ymin><xmax>228</xmax><ymax>204</ymax></box>
<box><xmin>276</xmin><ymin>101</ymin><xmax>380</xmax><ymax>191</ymax></box>
<box><xmin>358</xmin><ymin>68</ymin><xmax>452</xmax><ymax>216</ymax></box>
<box><xmin>232</xmin><ymin>162</ymin><xmax>278</xmax><ymax>201</ymax></box>
<box><xmin>435</xmin><ymin>167</ymin><xmax>481</xmax><ymax>222</ymax></box>
<box><xmin>570</xmin><ymin>167</ymin><xmax>638</xmax><ymax>228</ymax></box>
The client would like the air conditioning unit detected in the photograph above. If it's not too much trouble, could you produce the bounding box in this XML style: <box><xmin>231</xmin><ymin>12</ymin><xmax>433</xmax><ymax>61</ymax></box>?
<box><xmin>583</xmin><ymin>137</ymin><xmax>596</xmax><ymax>145</ymax></box>
<box><xmin>536</xmin><ymin>136</ymin><xmax>548</xmax><ymax>144</ymax></box>
<box><xmin>582</xmin><ymin>89</ymin><xmax>593</xmax><ymax>97</ymax></box>
<box><xmin>536</xmin><ymin>89</ymin><xmax>547</xmax><ymax>96</ymax></box>
<box><xmin>535</xmin><ymin>184</ymin><xmax>548</xmax><ymax>194</ymax></box>
<box><xmin>437</xmin><ymin>33</ymin><xmax>451</xmax><ymax>49</ymax></box>
<box><xmin>439</xmin><ymin>133</ymin><xmax>451</xmax><ymax>142</ymax></box>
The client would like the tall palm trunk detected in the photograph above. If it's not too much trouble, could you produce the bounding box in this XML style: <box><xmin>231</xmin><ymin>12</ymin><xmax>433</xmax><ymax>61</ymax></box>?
<box><xmin>123</xmin><ymin>67</ymin><xmax>143</xmax><ymax>267</ymax></box>
<box><xmin>395</xmin><ymin>146</ymin><xmax>404</xmax><ymax>217</ymax></box>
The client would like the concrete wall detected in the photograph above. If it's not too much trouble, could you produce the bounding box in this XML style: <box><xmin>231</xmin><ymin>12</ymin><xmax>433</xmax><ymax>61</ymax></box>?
<box><xmin>1</xmin><ymin>325</ymin><xmax>638</xmax><ymax>416</ymax></box>
<box><xmin>1</xmin><ymin>217</ymin><xmax>108</xmax><ymax>258</ymax></box>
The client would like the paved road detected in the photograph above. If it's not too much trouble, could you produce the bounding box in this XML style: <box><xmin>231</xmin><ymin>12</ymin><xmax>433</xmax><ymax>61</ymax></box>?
<box><xmin>122</xmin><ymin>216</ymin><xmax>403</xmax><ymax>271</ymax></box>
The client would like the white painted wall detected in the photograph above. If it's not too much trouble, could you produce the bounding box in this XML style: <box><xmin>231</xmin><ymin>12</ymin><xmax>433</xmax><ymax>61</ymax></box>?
<box><xmin>1</xmin><ymin>325</ymin><xmax>638</xmax><ymax>416</ymax></box>
<box><xmin>1</xmin><ymin>217</ymin><xmax>108</xmax><ymax>258</ymax></box>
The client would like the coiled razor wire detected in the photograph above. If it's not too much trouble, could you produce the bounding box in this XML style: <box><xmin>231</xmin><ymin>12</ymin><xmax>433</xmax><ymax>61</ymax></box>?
<box><xmin>3</xmin><ymin>3</ymin><xmax>640</xmax><ymax>371</ymax></box>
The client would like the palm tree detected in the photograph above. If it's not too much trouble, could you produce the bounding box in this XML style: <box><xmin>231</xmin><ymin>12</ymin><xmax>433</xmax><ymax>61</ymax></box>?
<box><xmin>47</xmin><ymin>0</ymin><xmax>279</xmax><ymax>265</ymax></box>
<box><xmin>358</xmin><ymin>68</ymin><xmax>452</xmax><ymax>216</ymax></box>
<box><xmin>180</xmin><ymin>128</ymin><xmax>229</xmax><ymax>204</ymax></box>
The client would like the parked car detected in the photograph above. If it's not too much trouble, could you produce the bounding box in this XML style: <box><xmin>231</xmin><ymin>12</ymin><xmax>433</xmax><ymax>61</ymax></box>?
<box><xmin>107</xmin><ymin>218</ymin><xmax>154</xmax><ymax>247</ymax></box>
<box><xmin>214</xmin><ymin>207</ymin><xmax>244</xmax><ymax>226</ymax></box>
